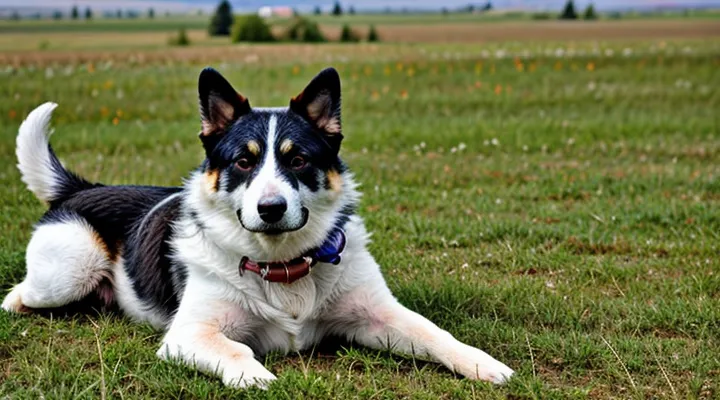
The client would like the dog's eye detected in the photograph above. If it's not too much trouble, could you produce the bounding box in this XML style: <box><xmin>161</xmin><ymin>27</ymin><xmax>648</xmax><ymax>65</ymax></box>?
<box><xmin>290</xmin><ymin>155</ymin><xmax>306</xmax><ymax>170</ymax></box>
<box><xmin>236</xmin><ymin>157</ymin><xmax>255</xmax><ymax>172</ymax></box>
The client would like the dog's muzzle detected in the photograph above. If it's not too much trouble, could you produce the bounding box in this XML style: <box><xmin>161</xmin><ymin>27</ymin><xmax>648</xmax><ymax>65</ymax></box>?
<box><xmin>237</xmin><ymin>207</ymin><xmax>309</xmax><ymax>235</ymax></box>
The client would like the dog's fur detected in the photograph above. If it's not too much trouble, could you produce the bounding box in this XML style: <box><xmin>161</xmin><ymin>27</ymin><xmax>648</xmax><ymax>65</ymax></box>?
<box><xmin>2</xmin><ymin>67</ymin><xmax>514</xmax><ymax>388</ymax></box>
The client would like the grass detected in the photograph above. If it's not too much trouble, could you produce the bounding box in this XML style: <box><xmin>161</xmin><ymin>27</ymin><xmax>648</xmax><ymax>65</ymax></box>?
<box><xmin>0</xmin><ymin>33</ymin><xmax>719</xmax><ymax>398</ymax></box>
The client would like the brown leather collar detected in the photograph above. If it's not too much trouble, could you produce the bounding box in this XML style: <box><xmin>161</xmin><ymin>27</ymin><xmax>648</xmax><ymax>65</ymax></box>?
<box><xmin>239</xmin><ymin>256</ymin><xmax>314</xmax><ymax>284</ymax></box>
<box><xmin>238</xmin><ymin>229</ymin><xmax>346</xmax><ymax>284</ymax></box>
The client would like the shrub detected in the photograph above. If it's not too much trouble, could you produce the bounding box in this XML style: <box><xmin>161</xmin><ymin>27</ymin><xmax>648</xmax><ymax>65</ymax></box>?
<box><xmin>532</xmin><ymin>12</ymin><xmax>552</xmax><ymax>20</ymax></box>
<box><xmin>285</xmin><ymin>17</ymin><xmax>325</xmax><ymax>42</ymax></box>
<box><xmin>168</xmin><ymin>28</ymin><xmax>191</xmax><ymax>46</ymax></box>
<box><xmin>209</xmin><ymin>0</ymin><xmax>233</xmax><ymax>36</ymax></box>
<box><xmin>231</xmin><ymin>15</ymin><xmax>275</xmax><ymax>43</ymax></box>
<box><xmin>339</xmin><ymin>24</ymin><xmax>360</xmax><ymax>42</ymax></box>
<box><xmin>367</xmin><ymin>25</ymin><xmax>379</xmax><ymax>42</ymax></box>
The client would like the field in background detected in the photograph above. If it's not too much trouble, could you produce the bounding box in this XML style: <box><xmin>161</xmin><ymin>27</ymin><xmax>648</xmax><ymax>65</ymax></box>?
<box><xmin>0</xmin><ymin>15</ymin><xmax>718</xmax><ymax>53</ymax></box>
<box><xmin>0</xmin><ymin>15</ymin><xmax>719</xmax><ymax>399</ymax></box>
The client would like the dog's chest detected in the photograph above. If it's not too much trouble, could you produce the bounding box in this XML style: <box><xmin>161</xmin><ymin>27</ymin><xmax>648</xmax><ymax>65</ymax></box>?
<box><xmin>262</xmin><ymin>276</ymin><xmax>319</xmax><ymax>322</ymax></box>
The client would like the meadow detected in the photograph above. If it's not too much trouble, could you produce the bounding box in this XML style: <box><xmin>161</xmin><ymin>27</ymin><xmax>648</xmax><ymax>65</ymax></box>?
<box><xmin>0</xmin><ymin>16</ymin><xmax>719</xmax><ymax>399</ymax></box>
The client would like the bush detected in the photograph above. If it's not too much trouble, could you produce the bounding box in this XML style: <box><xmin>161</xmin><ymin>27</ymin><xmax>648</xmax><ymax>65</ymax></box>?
<box><xmin>285</xmin><ymin>17</ymin><xmax>325</xmax><ymax>42</ymax></box>
<box><xmin>231</xmin><ymin>15</ymin><xmax>275</xmax><ymax>43</ymax></box>
<box><xmin>339</xmin><ymin>24</ymin><xmax>360</xmax><ymax>42</ymax></box>
<box><xmin>367</xmin><ymin>25</ymin><xmax>379</xmax><ymax>42</ymax></box>
<box><xmin>532</xmin><ymin>12</ymin><xmax>552</xmax><ymax>20</ymax></box>
<box><xmin>168</xmin><ymin>28</ymin><xmax>191</xmax><ymax>46</ymax></box>
<box><xmin>209</xmin><ymin>0</ymin><xmax>233</xmax><ymax>36</ymax></box>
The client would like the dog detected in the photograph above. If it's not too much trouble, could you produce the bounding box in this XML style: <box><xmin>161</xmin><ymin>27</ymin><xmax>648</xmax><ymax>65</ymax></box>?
<box><xmin>1</xmin><ymin>67</ymin><xmax>514</xmax><ymax>388</ymax></box>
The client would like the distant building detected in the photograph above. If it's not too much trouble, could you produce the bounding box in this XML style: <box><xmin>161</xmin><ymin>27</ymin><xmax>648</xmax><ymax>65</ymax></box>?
<box><xmin>258</xmin><ymin>6</ymin><xmax>293</xmax><ymax>18</ymax></box>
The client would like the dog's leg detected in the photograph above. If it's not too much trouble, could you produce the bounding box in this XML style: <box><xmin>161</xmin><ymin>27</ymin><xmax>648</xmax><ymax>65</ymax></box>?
<box><xmin>157</xmin><ymin>280</ymin><xmax>276</xmax><ymax>389</ymax></box>
<box><xmin>2</xmin><ymin>218</ymin><xmax>112</xmax><ymax>313</ymax></box>
<box><xmin>327</xmin><ymin>283</ymin><xmax>514</xmax><ymax>384</ymax></box>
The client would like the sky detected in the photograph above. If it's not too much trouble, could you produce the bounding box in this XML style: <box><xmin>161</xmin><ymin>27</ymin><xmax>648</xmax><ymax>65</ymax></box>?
<box><xmin>2</xmin><ymin>0</ymin><xmax>719</xmax><ymax>13</ymax></box>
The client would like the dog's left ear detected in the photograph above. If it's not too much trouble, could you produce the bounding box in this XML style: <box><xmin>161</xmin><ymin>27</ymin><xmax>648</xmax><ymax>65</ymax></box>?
<box><xmin>198</xmin><ymin>67</ymin><xmax>251</xmax><ymax>153</ymax></box>
<box><xmin>290</xmin><ymin>67</ymin><xmax>342</xmax><ymax>151</ymax></box>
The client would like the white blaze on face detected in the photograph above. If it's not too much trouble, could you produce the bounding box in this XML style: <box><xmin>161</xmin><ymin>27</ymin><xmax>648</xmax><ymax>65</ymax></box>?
<box><xmin>238</xmin><ymin>114</ymin><xmax>304</xmax><ymax>231</ymax></box>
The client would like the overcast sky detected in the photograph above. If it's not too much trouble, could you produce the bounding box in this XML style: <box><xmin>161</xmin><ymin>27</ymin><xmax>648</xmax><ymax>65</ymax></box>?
<box><xmin>2</xmin><ymin>0</ymin><xmax>719</xmax><ymax>12</ymax></box>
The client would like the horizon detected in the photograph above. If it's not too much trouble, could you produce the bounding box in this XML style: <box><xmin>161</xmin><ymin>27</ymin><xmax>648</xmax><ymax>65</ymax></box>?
<box><xmin>2</xmin><ymin>0</ymin><xmax>720</xmax><ymax>13</ymax></box>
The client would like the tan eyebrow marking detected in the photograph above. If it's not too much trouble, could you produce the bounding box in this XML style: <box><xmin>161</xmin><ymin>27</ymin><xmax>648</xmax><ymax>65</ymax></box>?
<box><xmin>247</xmin><ymin>140</ymin><xmax>260</xmax><ymax>155</ymax></box>
<box><xmin>280</xmin><ymin>139</ymin><xmax>293</xmax><ymax>154</ymax></box>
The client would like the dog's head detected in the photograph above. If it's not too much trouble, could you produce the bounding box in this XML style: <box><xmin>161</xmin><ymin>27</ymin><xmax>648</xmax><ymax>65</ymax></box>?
<box><xmin>192</xmin><ymin>67</ymin><xmax>355</xmax><ymax>258</ymax></box>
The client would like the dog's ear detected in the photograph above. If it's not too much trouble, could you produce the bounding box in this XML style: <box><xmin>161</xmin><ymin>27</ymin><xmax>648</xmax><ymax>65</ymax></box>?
<box><xmin>290</xmin><ymin>67</ymin><xmax>342</xmax><ymax>151</ymax></box>
<box><xmin>198</xmin><ymin>67</ymin><xmax>251</xmax><ymax>152</ymax></box>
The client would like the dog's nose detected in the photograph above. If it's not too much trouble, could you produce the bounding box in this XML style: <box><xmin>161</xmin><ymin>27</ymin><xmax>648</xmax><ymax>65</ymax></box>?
<box><xmin>257</xmin><ymin>196</ymin><xmax>287</xmax><ymax>223</ymax></box>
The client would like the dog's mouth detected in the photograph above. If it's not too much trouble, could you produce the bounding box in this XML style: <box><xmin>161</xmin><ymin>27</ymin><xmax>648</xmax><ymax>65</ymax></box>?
<box><xmin>237</xmin><ymin>207</ymin><xmax>309</xmax><ymax>236</ymax></box>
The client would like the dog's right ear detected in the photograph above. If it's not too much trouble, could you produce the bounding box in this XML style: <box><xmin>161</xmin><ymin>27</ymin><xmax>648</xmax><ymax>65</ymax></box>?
<box><xmin>198</xmin><ymin>67</ymin><xmax>251</xmax><ymax>152</ymax></box>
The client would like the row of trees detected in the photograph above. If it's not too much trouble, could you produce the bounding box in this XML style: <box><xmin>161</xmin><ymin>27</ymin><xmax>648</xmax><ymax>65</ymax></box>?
<box><xmin>560</xmin><ymin>0</ymin><xmax>597</xmax><ymax>20</ymax></box>
<box><xmin>17</xmin><ymin>7</ymin><xmax>158</xmax><ymax>21</ymax></box>
<box><xmin>208</xmin><ymin>2</ymin><xmax>378</xmax><ymax>43</ymax></box>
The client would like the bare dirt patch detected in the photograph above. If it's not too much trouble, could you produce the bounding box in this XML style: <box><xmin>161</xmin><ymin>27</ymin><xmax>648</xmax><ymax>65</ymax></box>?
<box><xmin>372</xmin><ymin>20</ymin><xmax>720</xmax><ymax>43</ymax></box>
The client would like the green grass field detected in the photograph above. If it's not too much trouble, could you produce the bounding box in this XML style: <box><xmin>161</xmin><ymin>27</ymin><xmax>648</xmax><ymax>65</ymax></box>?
<box><xmin>0</xmin><ymin>30</ymin><xmax>718</xmax><ymax>399</ymax></box>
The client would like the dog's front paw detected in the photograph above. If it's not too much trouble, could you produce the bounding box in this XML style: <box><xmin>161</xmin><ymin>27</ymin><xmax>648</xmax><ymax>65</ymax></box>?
<box><xmin>452</xmin><ymin>345</ymin><xmax>514</xmax><ymax>384</ymax></box>
<box><xmin>222</xmin><ymin>362</ymin><xmax>277</xmax><ymax>390</ymax></box>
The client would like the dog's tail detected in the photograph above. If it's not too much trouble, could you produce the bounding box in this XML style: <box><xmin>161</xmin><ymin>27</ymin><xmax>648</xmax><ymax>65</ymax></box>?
<box><xmin>17</xmin><ymin>103</ymin><xmax>97</xmax><ymax>204</ymax></box>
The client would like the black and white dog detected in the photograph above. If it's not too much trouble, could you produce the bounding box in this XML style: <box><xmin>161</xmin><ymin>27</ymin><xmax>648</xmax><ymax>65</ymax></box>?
<box><xmin>2</xmin><ymin>67</ymin><xmax>514</xmax><ymax>388</ymax></box>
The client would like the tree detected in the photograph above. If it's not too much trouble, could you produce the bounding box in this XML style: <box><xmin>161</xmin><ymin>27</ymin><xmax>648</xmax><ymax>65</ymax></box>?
<box><xmin>332</xmin><ymin>1</ymin><xmax>343</xmax><ymax>16</ymax></box>
<box><xmin>148</xmin><ymin>8</ymin><xmax>155</xmax><ymax>19</ymax></box>
<box><xmin>314</xmin><ymin>6</ymin><xmax>322</xmax><ymax>15</ymax></box>
<box><xmin>53</xmin><ymin>10</ymin><xmax>63</xmax><ymax>20</ymax></box>
<box><xmin>584</xmin><ymin>3</ymin><xmax>597</xmax><ymax>20</ymax></box>
<box><xmin>483</xmin><ymin>1</ymin><xmax>493</xmax><ymax>11</ymax></box>
<box><xmin>10</xmin><ymin>11</ymin><xmax>20</xmax><ymax>21</ymax></box>
<box><xmin>116</xmin><ymin>9</ymin><xmax>122</xmax><ymax>18</ymax></box>
<box><xmin>559</xmin><ymin>0</ymin><xmax>578</xmax><ymax>19</ymax></box>
<box><xmin>441</xmin><ymin>7</ymin><xmax>449</xmax><ymax>15</ymax></box>
<box><xmin>71</xmin><ymin>5</ymin><xmax>79</xmax><ymax>20</ymax></box>
<box><xmin>85</xmin><ymin>7</ymin><xmax>92</xmax><ymax>20</ymax></box>
<box><xmin>349</xmin><ymin>5</ymin><xmax>356</xmax><ymax>15</ymax></box>
<box><xmin>367</xmin><ymin>24</ymin><xmax>379</xmax><ymax>42</ymax></box>
<box><xmin>209</xmin><ymin>0</ymin><xmax>234</xmax><ymax>36</ymax></box>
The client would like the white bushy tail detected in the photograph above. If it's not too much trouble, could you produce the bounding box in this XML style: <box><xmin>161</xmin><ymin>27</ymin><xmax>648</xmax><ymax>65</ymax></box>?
<box><xmin>16</xmin><ymin>103</ymin><xmax>95</xmax><ymax>203</ymax></box>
